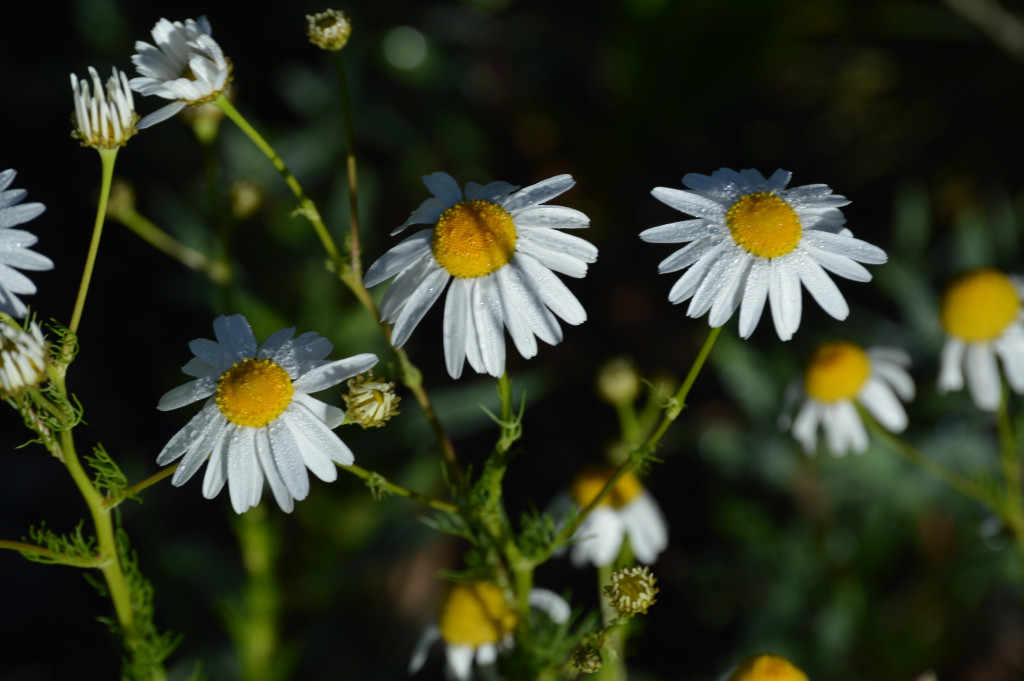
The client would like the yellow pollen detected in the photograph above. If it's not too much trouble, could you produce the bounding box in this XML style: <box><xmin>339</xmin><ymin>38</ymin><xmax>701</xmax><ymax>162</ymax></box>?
<box><xmin>727</xmin><ymin>654</ymin><xmax>809</xmax><ymax>681</ymax></box>
<box><xmin>804</xmin><ymin>341</ymin><xmax>871</xmax><ymax>403</ymax></box>
<box><xmin>437</xmin><ymin>581</ymin><xmax>517</xmax><ymax>647</ymax></box>
<box><xmin>570</xmin><ymin>465</ymin><xmax>644</xmax><ymax>509</ymax></box>
<box><xmin>941</xmin><ymin>268</ymin><xmax>1021</xmax><ymax>342</ymax></box>
<box><xmin>432</xmin><ymin>199</ymin><xmax>517</xmax><ymax>278</ymax></box>
<box><xmin>726</xmin><ymin>192</ymin><xmax>802</xmax><ymax>258</ymax></box>
<box><xmin>216</xmin><ymin>358</ymin><xmax>294</xmax><ymax>428</ymax></box>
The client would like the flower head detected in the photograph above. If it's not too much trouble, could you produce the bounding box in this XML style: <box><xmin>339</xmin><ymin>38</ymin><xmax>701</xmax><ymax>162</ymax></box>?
<box><xmin>0</xmin><ymin>320</ymin><xmax>49</xmax><ymax>398</ymax></box>
<box><xmin>789</xmin><ymin>341</ymin><xmax>914</xmax><ymax>456</ymax></box>
<box><xmin>642</xmin><ymin>168</ymin><xmax>887</xmax><ymax>340</ymax></box>
<box><xmin>156</xmin><ymin>314</ymin><xmax>377</xmax><ymax>513</ymax></box>
<box><xmin>0</xmin><ymin>169</ymin><xmax>53</xmax><ymax>318</ymax></box>
<box><xmin>307</xmin><ymin>9</ymin><xmax>353</xmax><ymax>51</ymax></box>
<box><xmin>342</xmin><ymin>371</ymin><xmax>400</xmax><ymax>428</ymax></box>
<box><xmin>71</xmin><ymin>66</ymin><xmax>138</xmax><ymax>148</ymax></box>
<box><xmin>726</xmin><ymin>654</ymin><xmax>809</xmax><ymax>681</ymax></box>
<box><xmin>130</xmin><ymin>17</ymin><xmax>232</xmax><ymax>129</ymax></box>
<box><xmin>408</xmin><ymin>580</ymin><xmax>569</xmax><ymax>681</ymax></box>
<box><xmin>556</xmin><ymin>464</ymin><xmax>668</xmax><ymax>567</ymax></box>
<box><xmin>364</xmin><ymin>172</ymin><xmax>597</xmax><ymax>378</ymax></box>
<box><xmin>938</xmin><ymin>268</ymin><xmax>1024</xmax><ymax>411</ymax></box>
<box><xmin>603</xmin><ymin>565</ymin><xmax>659</xmax><ymax>616</ymax></box>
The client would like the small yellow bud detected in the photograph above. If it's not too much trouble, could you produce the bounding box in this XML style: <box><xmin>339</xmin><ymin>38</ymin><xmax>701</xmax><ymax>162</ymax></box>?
<box><xmin>602</xmin><ymin>565</ymin><xmax>658</xmax><ymax>616</ymax></box>
<box><xmin>571</xmin><ymin>644</ymin><xmax>602</xmax><ymax>674</ymax></box>
<box><xmin>307</xmin><ymin>9</ymin><xmax>353</xmax><ymax>51</ymax></box>
<box><xmin>343</xmin><ymin>371</ymin><xmax>400</xmax><ymax>428</ymax></box>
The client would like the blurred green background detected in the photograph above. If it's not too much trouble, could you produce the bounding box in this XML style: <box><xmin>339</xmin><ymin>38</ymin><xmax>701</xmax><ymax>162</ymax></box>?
<box><xmin>3</xmin><ymin>0</ymin><xmax>1024</xmax><ymax>679</ymax></box>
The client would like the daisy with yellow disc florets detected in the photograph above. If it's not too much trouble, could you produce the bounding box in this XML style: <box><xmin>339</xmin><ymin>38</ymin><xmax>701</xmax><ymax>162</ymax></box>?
<box><xmin>156</xmin><ymin>314</ymin><xmax>377</xmax><ymax>513</ymax></box>
<box><xmin>642</xmin><ymin>168</ymin><xmax>887</xmax><ymax>340</ymax></box>
<box><xmin>408</xmin><ymin>580</ymin><xmax>569</xmax><ymax>681</ymax></box>
<box><xmin>788</xmin><ymin>341</ymin><xmax>915</xmax><ymax>456</ymax></box>
<box><xmin>938</xmin><ymin>268</ymin><xmax>1024</xmax><ymax>411</ymax></box>
<box><xmin>363</xmin><ymin>172</ymin><xmax>597</xmax><ymax>378</ymax></box>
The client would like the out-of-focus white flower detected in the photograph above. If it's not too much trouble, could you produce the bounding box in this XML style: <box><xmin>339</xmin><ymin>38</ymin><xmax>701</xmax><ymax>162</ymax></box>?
<box><xmin>0</xmin><ymin>169</ymin><xmax>53</xmax><ymax>318</ymax></box>
<box><xmin>70</xmin><ymin>66</ymin><xmax>137</xmax><ymax>148</ymax></box>
<box><xmin>0</xmin><ymin>320</ymin><xmax>49</xmax><ymax>398</ymax></box>
<box><xmin>129</xmin><ymin>17</ymin><xmax>232</xmax><ymax>129</ymax></box>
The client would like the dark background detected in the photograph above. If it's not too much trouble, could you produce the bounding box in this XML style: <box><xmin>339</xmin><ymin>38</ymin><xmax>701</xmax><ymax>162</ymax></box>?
<box><xmin>3</xmin><ymin>0</ymin><xmax>1024</xmax><ymax>679</ymax></box>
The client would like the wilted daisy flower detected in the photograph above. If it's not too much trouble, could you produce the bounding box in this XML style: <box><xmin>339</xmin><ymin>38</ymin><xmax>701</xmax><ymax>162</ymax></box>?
<box><xmin>642</xmin><ymin>168</ymin><xmax>887</xmax><ymax>341</ymax></box>
<box><xmin>70</xmin><ymin>66</ymin><xmax>138</xmax><ymax>148</ymax></box>
<box><xmin>554</xmin><ymin>464</ymin><xmax>668</xmax><ymax>567</ymax></box>
<box><xmin>0</xmin><ymin>169</ymin><xmax>53</xmax><ymax>318</ymax></box>
<box><xmin>0</xmin><ymin>321</ymin><xmax>49</xmax><ymax>398</ymax></box>
<box><xmin>409</xmin><ymin>580</ymin><xmax>569</xmax><ymax>681</ymax></box>
<box><xmin>342</xmin><ymin>371</ymin><xmax>400</xmax><ymax>428</ymax></box>
<box><xmin>938</xmin><ymin>268</ymin><xmax>1024</xmax><ymax>411</ymax></box>
<box><xmin>789</xmin><ymin>341</ymin><xmax>914</xmax><ymax>456</ymax></box>
<box><xmin>157</xmin><ymin>314</ymin><xmax>377</xmax><ymax>514</ymax></box>
<box><xmin>363</xmin><ymin>172</ymin><xmax>597</xmax><ymax>379</ymax></box>
<box><xmin>306</xmin><ymin>9</ymin><xmax>352</xmax><ymax>51</ymax></box>
<box><xmin>726</xmin><ymin>654</ymin><xmax>809</xmax><ymax>681</ymax></box>
<box><xmin>130</xmin><ymin>17</ymin><xmax>232</xmax><ymax>129</ymax></box>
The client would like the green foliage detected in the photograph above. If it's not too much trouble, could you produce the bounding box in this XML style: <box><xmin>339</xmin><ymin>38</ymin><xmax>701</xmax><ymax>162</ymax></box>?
<box><xmin>21</xmin><ymin>521</ymin><xmax>97</xmax><ymax>567</ymax></box>
<box><xmin>86</xmin><ymin>443</ymin><xmax>129</xmax><ymax>499</ymax></box>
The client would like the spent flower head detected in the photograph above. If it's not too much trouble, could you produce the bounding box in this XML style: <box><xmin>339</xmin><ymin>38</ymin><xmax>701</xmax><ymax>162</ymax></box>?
<box><xmin>0</xmin><ymin>169</ymin><xmax>53</xmax><ymax>318</ymax></box>
<box><xmin>364</xmin><ymin>172</ymin><xmax>597</xmax><ymax>379</ymax></box>
<box><xmin>307</xmin><ymin>9</ymin><xmax>353</xmax><ymax>51</ymax></box>
<box><xmin>0</xmin><ymin>320</ymin><xmax>49</xmax><ymax>398</ymax></box>
<box><xmin>70</xmin><ymin>66</ymin><xmax>138</xmax><ymax>148</ymax></box>
<box><xmin>596</xmin><ymin>357</ymin><xmax>641</xmax><ymax>405</ymax></box>
<box><xmin>130</xmin><ymin>17</ymin><xmax>233</xmax><ymax>129</ymax></box>
<box><xmin>156</xmin><ymin>314</ymin><xmax>377</xmax><ymax>513</ymax></box>
<box><xmin>342</xmin><ymin>371</ymin><xmax>400</xmax><ymax>428</ymax></box>
<box><xmin>938</xmin><ymin>268</ymin><xmax>1024</xmax><ymax>411</ymax></box>
<box><xmin>788</xmin><ymin>341</ymin><xmax>914</xmax><ymax>456</ymax></box>
<box><xmin>603</xmin><ymin>565</ymin><xmax>659</xmax><ymax>616</ymax></box>
<box><xmin>726</xmin><ymin>654</ymin><xmax>809</xmax><ymax>681</ymax></box>
<box><xmin>642</xmin><ymin>168</ymin><xmax>887</xmax><ymax>340</ymax></box>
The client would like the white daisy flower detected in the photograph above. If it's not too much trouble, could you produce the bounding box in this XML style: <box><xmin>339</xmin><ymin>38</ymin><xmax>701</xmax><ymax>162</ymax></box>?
<box><xmin>938</xmin><ymin>268</ymin><xmax>1024</xmax><ymax>411</ymax></box>
<box><xmin>0</xmin><ymin>320</ymin><xmax>49</xmax><ymax>398</ymax></box>
<box><xmin>129</xmin><ymin>17</ymin><xmax>232</xmax><ymax>129</ymax></box>
<box><xmin>408</xmin><ymin>580</ymin><xmax>570</xmax><ymax>681</ymax></box>
<box><xmin>555</xmin><ymin>465</ymin><xmax>668</xmax><ymax>567</ymax></box>
<box><xmin>70</xmin><ymin>66</ymin><xmax>138</xmax><ymax>148</ymax></box>
<box><xmin>789</xmin><ymin>341</ymin><xmax>915</xmax><ymax>456</ymax></box>
<box><xmin>0</xmin><ymin>169</ymin><xmax>53</xmax><ymax>318</ymax></box>
<box><xmin>156</xmin><ymin>314</ymin><xmax>377</xmax><ymax>514</ymax></box>
<box><xmin>363</xmin><ymin>172</ymin><xmax>597</xmax><ymax>379</ymax></box>
<box><xmin>642</xmin><ymin>168</ymin><xmax>887</xmax><ymax>341</ymax></box>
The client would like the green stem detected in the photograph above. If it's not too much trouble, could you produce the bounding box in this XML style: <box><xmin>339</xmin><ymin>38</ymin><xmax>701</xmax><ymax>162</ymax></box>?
<box><xmin>594</xmin><ymin>564</ymin><xmax>626</xmax><ymax>681</ymax></box>
<box><xmin>331</xmin><ymin>49</ymin><xmax>362</xmax><ymax>275</ymax></box>
<box><xmin>68</xmin><ymin>147</ymin><xmax>118</xmax><ymax>338</ymax></box>
<box><xmin>104</xmin><ymin>463</ymin><xmax>180</xmax><ymax>511</ymax></box>
<box><xmin>996</xmin><ymin>395</ymin><xmax>1024</xmax><ymax>568</ymax></box>
<box><xmin>0</xmin><ymin>539</ymin><xmax>103</xmax><ymax>567</ymax></box>
<box><xmin>231</xmin><ymin>506</ymin><xmax>283</xmax><ymax>681</ymax></box>
<box><xmin>340</xmin><ymin>463</ymin><xmax>458</xmax><ymax>512</ymax></box>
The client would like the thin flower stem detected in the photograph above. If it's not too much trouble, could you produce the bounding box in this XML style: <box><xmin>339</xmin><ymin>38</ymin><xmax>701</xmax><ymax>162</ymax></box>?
<box><xmin>59</xmin><ymin>429</ymin><xmax>135</xmax><ymax>633</ymax></box>
<box><xmin>0</xmin><ymin>539</ymin><xmax>103</xmax><ymax>568</ymax></box>
<box><xmin>68</xmin><ymin>147</ymin><xmax>118</xmax><ymax>338</ymax></box>
<box><xmin>103</xmin><ymin>463</ymin><xmax>180</xmax><ymax>511</ymax></box>
<box><xmin>595</xmin><ymin>564</ymin><xmax>626</xmax><ymax>681</ymax></box>
<box><xmin>213</xmin><ymin>96</ymin><xmax>343</xmax><ymax>265</ymax></box>
<box><xmin>331</xmin><ymin>49</ymin><xmax>363</xmax><ymax>274</ymax></box>
<box><xmin>340</xmin><ymin>463</ymin><xmax>458</xmax><ymax>513</ymax></box>
<box><xmin>996</xmin><ymin>395</ymin><xmax>1024</xmax><ymax>567</ymax></box>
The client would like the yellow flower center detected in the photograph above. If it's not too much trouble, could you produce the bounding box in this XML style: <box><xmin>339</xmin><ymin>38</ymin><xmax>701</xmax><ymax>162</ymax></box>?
<box><xmin>941</xmin><ymin>268</ymin><xmax>1021</xmax><ymax>342</ymax></box>
<box><xmin>726</xmin><ymin>192</ymin><xmax>802</xmax><ymax>258</ymax></box>
<box><xmin>216</xmin><ymin>358</ymin><xmax>294</xmax><ymax>428</ymax></box>
<box><xmin>437</xmin><ymin>581</ymin><xmax>517</xmax><ymax>647</ymax></box>
<box><xmin>432</xmin><ymin>200</ymin><xmax>517</xmax><ymax>278</ymax></box>
<box><xmin>727</xmin><ymin>654</ymin><xmax>809</xmax><ymax>681</ymax></box>
<box><xmin>603</xmin><ymin>566</ymin><xmax>659</xmax><ymax>616</ymax></box>
<box><xmin>804</xmin><ymin>341</ymin><xmax>871</xmax><ymax>402</ymax></box>
<box><xmin>570</xmin><ymin>466</ymin><xmax>644</xmax><ymax>509</ymax></box>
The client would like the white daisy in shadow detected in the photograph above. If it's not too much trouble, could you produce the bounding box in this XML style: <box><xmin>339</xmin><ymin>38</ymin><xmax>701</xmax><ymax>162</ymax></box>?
<box><xmin>642</xmin><ymin>168</ymin><xmax>887</xmax><ymax>340</ymax></box>
<box><xmin>157</xmin><ymin>314</ymin><xmax>377</xmax><ymax>513</ymax></box>
<box><xmin>552</xmin><ymin>464</ymin><xmax>668</xmax><ymax>567</ymax></box>
<box><xmin>129</xmin><ymin>17</ymin><xmax>232</xmax><ymax>129</ymax></box>
<box><xmin>0</xmin><ymin>169</ymin><xmax>52</xmax><ymax>318</ymax></box>
<box><xmin>788</xmin><ymin>341</ymin><xmax>915</xmax><ymax>456</ymax></box>
<box><xmin>409</xmin><ymin>580</ymin><xmax>569</xmax><ymax>681</ymax></box>
<box><xmin>938</xmin><ymin>268</ymin><xmax>1024</xmax><ymax>411</ymax></box>
<box><xmin>363</xmin><ymin>172</ymin><xmax>597</xmax><ymax>378</ymax></box>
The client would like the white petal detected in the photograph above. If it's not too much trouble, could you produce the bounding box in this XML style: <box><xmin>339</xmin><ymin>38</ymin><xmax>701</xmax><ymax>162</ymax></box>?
<box><xmin>621</xmin><ymin>493</ymin><xmax>668</xmax><ymax>564</ymax></box>
<box><xmin>859</xmin><ymin>379</ymin><xmax>908</xmax><ymax>432</ymax></box>
<box><xmin>472</xmin><ymin>276</ymin><xmax>506</xmax><ymax>377</ymax></box>
<box><xmin>268</xmin><ymin>421</ymin><xmax>310</xmax><ymax>501</ymax></box>
<box><xmin>650</xmin><ymin>187</ymin><xmax>726</xmax><ymax>220</ymax></box>
<box><xmin>791</xmin><ymin>400</ymin><xmax>822</xmax><ymax>454</ymax></box>
<box><xmin>445</xmin><ymin>645</ymin><xmax>476</xmax><ymax>681</ymax></box>
<box><xmin>157</xmin><ymin>377</ymin><xmax>217</xmax><ymax>411</ymax></box>
<box><xmin>173</xmin><ymin>411</ymin><xmax>228</xmax><ymax>486</ymax></box>
<box><xmin>496</xmin><ymin>268</ymin><xmax>539</xmax><ymax>360</ymax></box>
<box><xmin>254</xmin><ymin>428</ymin><xmax>293</xmax><ymax>512</ymax></box>
<box><xmin>362</xmin><ymin>231</ymin><xmax>432</xmax><ymax>287</ymax></box>
<box><xmin>528</xmin><ymin>589</ymin><xmax>571</xmax><ymax>624</ymax></box>
<box><xmin>213</xmin><ymin>314</ymin><xmax>257</xmax><ymax>362</ymax></box>
<box><xmin>512</xmin><ymin>205</ymin><xmax>589</xmax><ymax>229</ymax></box>
<box><xmin>502</xmin><ymin>174</ymin><xmax>574</xmax><ymax>212</ymax></box>
<box><xmin>389</xmin><ymin>266</ymin><xmax>450</xmax><ymax>348</ymax></box>
<box><xmin>516</xmin><ymin>254</ymin><xmax>587</xmax><ymax>325</ymax></box>
<box><xmin>201</xmin><ymin>427</ymin><xmax>232</xmax><ymax>499</ymax></box>
<box><xmin>794</xmin><ymin>253</ymin><xmax>849</xmax><ymax>321</ymax></box>
<box><xmin>966</xmin><ymin>343</ymin><xmax>1001</xmax><ymax>411</ymax></box>
<box><xmin>226</xmin><ymin>428</ymin><xmax>263</xmax><ymax>513</ymax></box>
<box><xmin>938</xmin><ymin>338</ymin><xmax>965</xmax><ymax>392</ymax></box>
<box><xmin>408</xmin><ymin>624</ymin><xmax>441</xmax><ymax>674</ymax></box>
<box><xmin>293</xmin><ymin>353</ymin><xmax>378</xmax><ymax>393</ymax></box>
<box><xmin>738</xmin><ymin>258</ymin><xmax>771</xmax><ymax>338</ymax></box>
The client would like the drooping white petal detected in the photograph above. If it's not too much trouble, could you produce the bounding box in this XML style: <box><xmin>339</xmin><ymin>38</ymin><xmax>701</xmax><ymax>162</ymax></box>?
<box><xmin>620</xmin><ymin>493</ymin><xmax>668</xmax><ymax>564</ymax></box>
<box><xmin>293</xmin><ymin>353</ymin><xmax>378</xmax><ymax>393</ymax></box>
<box><xmin>859</xmin><ymin>379</ymin><xmax>908</xmax><ymax>432</ymax></box>
<box><xmin>966</xmin><ymin>343</ymin><xmax>1001</xmax><ymax>411</ymax></box>
<box><xmin>938</xmin><ymin>338</ymin><xmax>965</xmax><ymax>393</ymax></box>
<box><xmin>472</xmin><ymin>275</ymin><xmax>506</xmax><ymax>377</ymax></box>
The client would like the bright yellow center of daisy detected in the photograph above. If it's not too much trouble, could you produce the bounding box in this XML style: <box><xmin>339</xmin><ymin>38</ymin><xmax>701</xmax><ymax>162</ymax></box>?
<box><xmin>727</xmin><ymin>654</ymin><xmax>809</xmax><ymax>681</ymax></box>
<box><xmin>437</xmin><ymin>581</ymin><xmax>517</xmax><ymax>647</ymax></box>
<box><xmin>726</xmin><ymin>192</ymin><xmax>802</xmax><ymax>258</ymax></box>
<box><xmin>940</xmin><ymin>268</ymin><xmax>1021</xmax><ymax>342</ymax></box>
<box><xmin>216</xmin><ymin>358</ymin><xmax>294</xmax><ymax>428</ymax></box>
<box><xmin>804</xmin><ymin>341</ymin><xmax>871</xmax><ymax>402</ymax></box>
<box><xmin>570</xmin><ymin>466</ymin><xmax>644</xmax><ymax>509</ymax></box>
<box><xmin>432</xmin><ymin>200</ymin><xmax>517</xmax><ymax>278</ymax></box>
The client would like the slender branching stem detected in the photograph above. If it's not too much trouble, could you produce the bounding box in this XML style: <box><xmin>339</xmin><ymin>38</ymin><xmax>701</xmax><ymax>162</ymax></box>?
<box><xmin>331</xmin><ymin>49</ymin><xmax>363</xmax><ymax>274</ymax></box>
<box><xmin>340</xmin><ymin>463</ymin><xmax>459</xmax><ymax>513</ymax></box>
